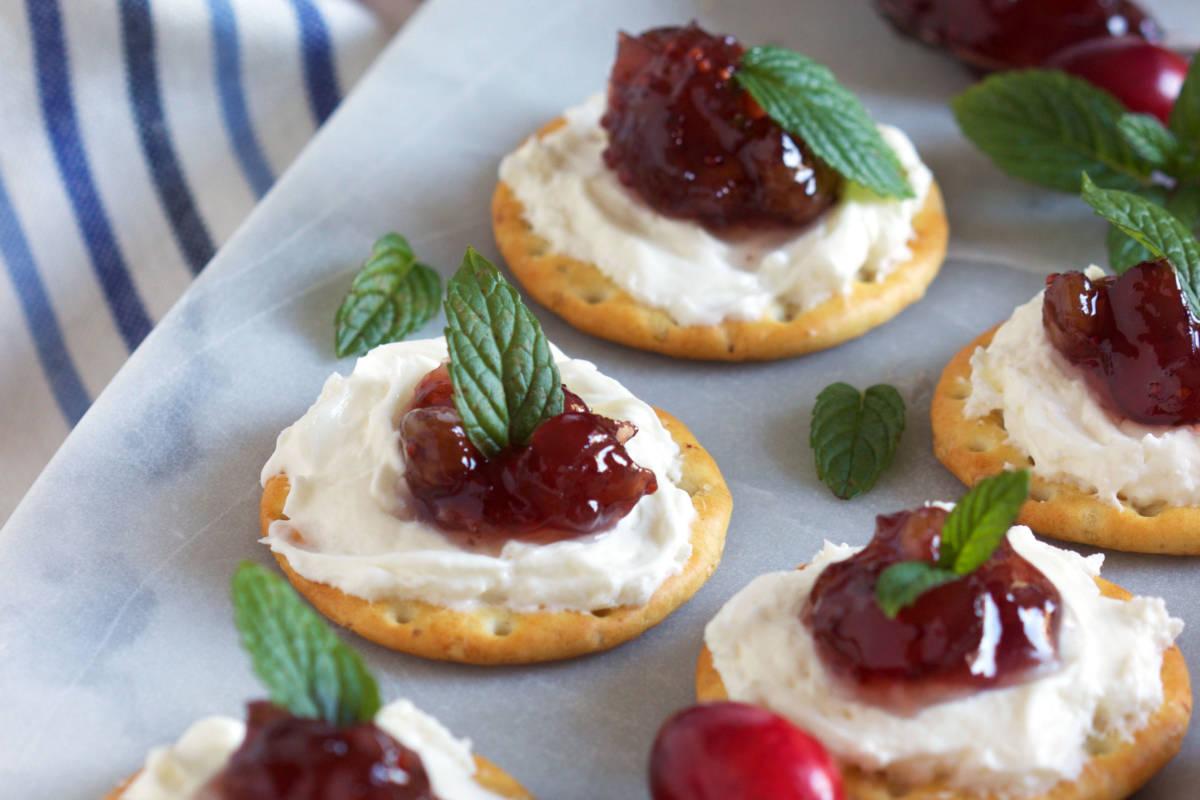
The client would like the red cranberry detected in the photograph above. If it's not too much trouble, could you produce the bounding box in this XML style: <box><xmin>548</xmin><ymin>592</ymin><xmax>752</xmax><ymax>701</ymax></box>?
<box><xmin>875</xmin><ymin>0</ymin><xmax>1162</xmax><ymax>73</ymax></box>
<box><xmin>399</xmin><ymin>365</ymin><xmax>657</xmax><ymax>540</ymax></box>
<box><xmin>601</xmin><ymin>24</ymin><xmax>840</xmax><ymax>231</ymax></box>
<box><xmin>1043</xmin><ymin>260</ymin><xmax>1200</xmax><ymax>426</ymax></box>
<box><xmin>649</xmin><ymin>703</ymin><xmax>843</xmax><ymax>800</ymax></box>
<box><xmin>803</xmin><ymin>507</ymin><xmax>1061</xmax><ymax>713</ymax></box>
<box><xmin>1046</xmin><ymin>37</ymin><xmax>1188</xmax><ymax>123</ymax></box>
<box><xmin>205</xmin><ymin>702</ymin><xmax>433</xmax><ymax>800</ymax></box>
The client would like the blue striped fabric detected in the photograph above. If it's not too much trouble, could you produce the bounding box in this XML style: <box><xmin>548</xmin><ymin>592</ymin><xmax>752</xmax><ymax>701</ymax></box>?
<box><xmin>120</xmin><ymin>0</ymin><xmax>217</xmax><ymax>275</ymax></box>
<box><xmin>0</xmin><ymin>0</ymin><xmax>396</xmax><ymax>519</ymax></box>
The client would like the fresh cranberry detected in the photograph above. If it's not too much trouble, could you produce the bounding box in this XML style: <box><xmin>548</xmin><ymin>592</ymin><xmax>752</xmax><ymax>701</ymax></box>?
<box><xmin>399</xmin><ymin>365</ymin><xmax>657</xmax><ymax>540</ymax></box>
<box><xmin>649</xmin><ymin>703</ymin><xmax>843</xmax><ymax>800</ymax></box>
<box><xmin>875</xmin><ymin>0</ymin><xmax>1161</xmax><ymax>73</ymax></box>
<box><xmin>1046</xmin><ymin>37</ymin><xmax>1188</xmax><ymax>123</ymax></box>
<box><xmin>803</xmin><ymin>507</ymin><xmax>1061</xmax><ymax>712</ymax></box>
<box><xmin>601</xmin><ymin>24</ymin><xmax>840</xmax><ymax>231</ymax></box>
<box><xmin>205</xmin><ymin>702</ymin><xmax>434</xmax><ymax>800</ymax></box>
<box><xmin>1043</xmin><ymin>260</ymin><xmax>1200</xmax><ymax>426</ymax></box>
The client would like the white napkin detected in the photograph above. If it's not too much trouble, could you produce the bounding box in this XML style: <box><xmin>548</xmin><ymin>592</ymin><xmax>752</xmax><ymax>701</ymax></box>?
<box><xmin>0</xmin><ymin>0</ymin><xmax>415</xmax><ymax>520</ymax></box>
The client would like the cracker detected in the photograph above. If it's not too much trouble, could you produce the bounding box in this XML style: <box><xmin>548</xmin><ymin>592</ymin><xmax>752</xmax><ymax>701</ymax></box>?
<box><xmin>696</xmin><ymin>577</ymin><xmax>1192</xmax><ymax>800</ymax></box>
<box><xmin>260</xmin><ymin>409</ymin><xmax>732</xmax><ymax>665</ymax></box>
<box><xmin>491</xmin><ymin>118</ymin><xmax>948</xmax><ymax>361</ymax></box>
<box><xmin>105</xmin><ymin>754</ymin><xmax>532</xmax><ymax>799</ymax></box>
<box><xmin>932</xmin><ymin>329</ymin><xmax>1200</xmax><ymax>555</ymax></box>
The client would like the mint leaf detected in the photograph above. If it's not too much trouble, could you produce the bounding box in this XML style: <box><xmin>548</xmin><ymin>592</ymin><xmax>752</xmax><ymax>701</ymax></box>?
<box><xmin>1082</xmin><ymin>174</ymin><xmax>1200</xmax><ymax>315</ymax></box>
<box><xmin>1106</xmin><ymin>186</ymin><xmax>1169</xmax><ymax>273</ymax></box>
<box><xmin>875</xmin><ymin>561</ymin><xmax>958</xmax><ymax>619</ymax></box>
<box><xmin>736</xmin><ymin>46</ymin><xmax>912</xmax><ymax>198</ymax></box>
<box><xmin>1117</xmin><ymin>113</ymin><xmax>1178</xmax><ymax>168</ymax></box>
<box><xmin>810</xmin><ymin>383</ymin><xmax>906</xmax><ymax>500</ymax></box>
<box><xmin>1169</xmin><ymin>54</ymin><xmax>1200</xmax><ymax>145</ymax></box>
<box><xmin>335</xmin><ymin>234</ymin><xmax>441</xmax><ymax>358</ymax></box>
<box><xmin>939</xmin><ymin>470</ymin><xmax>1030</xmax><ymax>574</ymax></box>
<box><xmin>443</xmin><ymin>247</ymin><xmax>563</xmax><ymax>457</ymax></box>
<box><xmin>952</xmin><ymin>70</ymin><xmax>1156</xmax><ymax>192</ymax></box>
<box><xmin>232</xmin><ymin>562</ymin><xmax>381</xmax><ymax>726</ymax></box>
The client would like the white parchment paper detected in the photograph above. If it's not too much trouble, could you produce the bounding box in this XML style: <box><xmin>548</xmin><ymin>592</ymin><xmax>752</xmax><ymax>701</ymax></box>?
<box><xmin>2</xmin><ymin>0</ymin><xmax>1197</xmax><ymax>796</ymax></box>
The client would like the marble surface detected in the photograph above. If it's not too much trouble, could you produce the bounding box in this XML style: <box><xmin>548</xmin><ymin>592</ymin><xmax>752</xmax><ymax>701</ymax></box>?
<box><xmin>2</xmin><ymin>0</ymin><xmax>1198</xmax><ymax>796</ymax></box>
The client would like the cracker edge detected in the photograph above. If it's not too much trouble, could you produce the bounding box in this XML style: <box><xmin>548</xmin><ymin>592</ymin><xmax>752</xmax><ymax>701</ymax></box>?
<box><xmin>932</xmin><ymin>328</ymin><xmax>1200</xmax><ymax>555</ymax></box>
<box><xmin>259</xmin><ymin>408</ymin><xmax>732</xmax><ymax>665</ymax></box>
<box><xmin>491</xmin><ymin>118</ymin><xmax>949</xmax><ymax>362</ymax></box>
<box><xmin>695</xmin><ymin>577</ymin><xmax>1192</xmax><ymax>800</ymax></box>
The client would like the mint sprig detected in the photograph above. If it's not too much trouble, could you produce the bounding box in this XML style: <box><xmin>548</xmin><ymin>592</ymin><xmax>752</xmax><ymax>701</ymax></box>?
<box><xmin>810</xmin><ymin>382</ymin><xmax>906</xmax><ymax>500</ymax></box>
<box><xmin>952</xmin><ymin>70</ymin><xmax>1156</xmax><ymax>193</ymax></box>
<box><xmin>736</xmin><ymin>46</ymin><xmax>912</xmax><ymax>199</ymax></box>
<box><xmin>335</xmin><ymin>233</ymin><xmax>442</xmax><ymax>358</ymax></box>
<box><xmin>875</xmin><ymin>470</ymin><xmax>1030</xmax><ymax>619</ymax></box>
<box><xmin>232</xmin><ymin>562</ymin><xmax>381</xmax><ymax>726</ymax></box>
<box><xmin>1081</xmin><ymin>174</ymin><xmax>1200</xmax><ymax>315</ymax></box>
<box><xmin>1169</xmin><ymin>55</ymin><xmax>1200</xmax><ymax>166</ymax></box>
<box><xmin>443</xmin><ymin>247</ymin><xmax>563</xmax><ymax>457</ymax></box>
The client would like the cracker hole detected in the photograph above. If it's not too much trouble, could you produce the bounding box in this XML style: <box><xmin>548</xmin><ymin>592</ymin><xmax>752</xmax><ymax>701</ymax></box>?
<box><xmin>590</xmin><ymin>608</ymin><xmax>616</xmax><ymax>618</ymax></box>
<box><xmin>967</xmin><ymin>438</ymin><xmax>991</xmax><ymax>453</ymax></box>
<box><xmin>1133</xmin><ymin>500</ymin><xmax>1167</xmax><ymax>518</ymax></box>
<box><xmin>1030</xmin><ymin>485</ymin><xmax>1056</xmax><ymax>502</ymax></box>
<box><xmin>947</xmin><ymin>378</ymin><xmax>971</xmax><ymax>401</ymax></box>
<box><xmin>386</xmin><ymin>606</ymin><xmax>415</xmax><ymax>625</ymax></box>
<box><xmin>582</xmin><ymin>289</ymin><xmax>611</xmax><ymax>304</ymax></box>
<box><xmin>488</xmin><ymin>618</ymin><xmax>513</xmax><ymax>637</ymax></box>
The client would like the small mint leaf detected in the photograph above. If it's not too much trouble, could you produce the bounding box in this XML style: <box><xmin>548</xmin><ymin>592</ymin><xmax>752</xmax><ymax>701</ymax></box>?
<box><xmin>1106</xmin><ymin>186</ymin><xmax>1169</xmax><ymax>273</ymax></box>
<box><xmin>952</xmin><ymin>70</ymin><xmax>1155</xmax><ymax>192</ymax></box>
<box><xmin>810</xmin><ymin>382</ymin><xmax>906</xmax><ymax>500</ymax></box>
<box><xmin>939</xmin><ymin>470</ymin><xmax>1030</xmax><ymax>574</ymax></box>
<box><xmin>1082</xmin><ymin>174</ymin><xmax>1200</xmax><ymax>316</ymax></box>
<box><xmin>875</xmin><ymin>561</ymin><xmax>958</xmax><ymax>619</ymax></box>
<box><xmin>1169</xmin><ymin>55</ymin><xmax>1200</xmax><ymax>145</ymax></box>
<box><xmin>736</xmin><ymin>46</ymin><xmax>912</xmax><ymax>199</ymax></box>
<box><xmin>1116</xmin><ymin>113</ymin><xmax>1178</xmax><ymax>168</ymax></box>
<box><xmin>232</xmin><ymin>562</ymin><xmax>381</xmax><ymax>726</ymax></box>
<box><xmin>334</xmin><ymin>234</ymin><xmax>441</xmax><ymax>358</ymax></box>
<box><xmin>443</xmin><ymin>247</ymin><xmax>563</xmax><ymax>457</ymax></box>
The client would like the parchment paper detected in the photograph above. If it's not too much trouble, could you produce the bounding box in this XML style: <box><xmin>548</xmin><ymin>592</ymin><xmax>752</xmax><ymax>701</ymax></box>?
<box><xmin>2</xmin><ymin>1</ymin><xmax>1197</xmax><ymax>796</ymax></box>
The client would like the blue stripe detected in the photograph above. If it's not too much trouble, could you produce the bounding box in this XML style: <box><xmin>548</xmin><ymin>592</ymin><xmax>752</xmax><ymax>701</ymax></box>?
<box><xmin>208</xmin><ymin>0</ymin><xmax>274</xmax><ymax>198</ymax></box>
<box><xmin>0</xmin><ymin>172</ymin><xmax>91</xmax><ymax>425</ymax></box>
<box><xmin>27</xmin><ymin>0</ymin><xmax>153</xmax><ymax>351</ymax></box>
<box><xmin>120</xmin><ymin>0</ymin><xmax>215</xmax><ymax>274</ymax></box>
<box><xmin>290</xmin><ymin>0</ymin><xmax>341</xmax><ymax>125</ymax></box>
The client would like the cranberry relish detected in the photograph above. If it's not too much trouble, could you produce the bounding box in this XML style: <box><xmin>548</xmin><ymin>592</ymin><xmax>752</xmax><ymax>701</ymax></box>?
<box><xmin>399</xmin><ymin>365</ymin><xmax>658</xmax><ymax>539</ymax></box>
<box><xmin>803</xmin><ymin>507</ymin><xmax>1061</xmax><ymax>713</ymax></box>
<box><xmin>1043</xmin><ymin>259</ymin><xmax>1200</xmax><ymax>427</ymax></box>
<box><xmin>205</xmin><ymin>702</ymin><xmax>436</xmax><ymax>800</ymax></box>
<box><xmin>601</xmin><ymin>24</ymin><xmax>840</xmax><ymax>232</ymax></box>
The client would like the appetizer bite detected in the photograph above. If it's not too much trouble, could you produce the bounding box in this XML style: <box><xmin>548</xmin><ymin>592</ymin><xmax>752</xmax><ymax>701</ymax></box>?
<box><xmin>108</xmin><ymin>564</ymin><xmax>529</xmax><ymax>799</ymax></box>
<box><xmin>933</xmin><ymin>179</ymin><xmax>1200</xmax><ymax>553</ymax></box>
<box><xmin>698</xmin><ymin>473</ymin><xmax>1190</xmax><ymax>799</ymax></box>
<box><xmin>493</xmin><ymin>23</ymin><xmax>947</xmax><ymax>361</ymax></box>
<box><xmin>261</xmin><ymin>249</ymin><xmax>732</xmax><ymax>664</ymax></box>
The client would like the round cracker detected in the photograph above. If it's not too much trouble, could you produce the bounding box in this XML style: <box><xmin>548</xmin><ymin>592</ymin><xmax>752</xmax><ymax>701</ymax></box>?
<box><xmin>491</xmin><ymin>118</ymin><xmax>949</xmax><ymax>361</ymax></box>
<box><xmin>260</xmin><ymin>409</ymin><xmax>732</xmax><ymax>665</ymax></box>
<box><xmin>696</xmin><ymin>577</ymin><xmax>1192</xmax><ymax>800</ymax></box>
<box><xmin>932</xmin><ymin>329</ymin><xmax>1200</xmax><ymax>555</ymax></box>
<box><xmin>105</xmin><ymin>754</ymin><xmax>532</xmax><ymax>799</ymax></box>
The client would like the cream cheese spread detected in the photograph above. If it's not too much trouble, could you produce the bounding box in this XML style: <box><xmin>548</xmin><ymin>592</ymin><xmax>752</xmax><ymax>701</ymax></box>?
<box><xmin>704</xmin><ymin>527</ymin><xmax>1182</xmax><ymax>796</ymax></box>
<box><xmin>261</xmin><ymin>338</ymin><xmax>696</xmax><ymax>612</ymax></box>
<box><xmin>966</xmin><ymin>279</ymin><xmax>1200</xmax><ymax>508</ymax></box>
<box><xmin>121</xmin><ymin>699</ymin><xmax>505</xmax><ymax>800</ymax></box>
<box><xmin>498</xmin><ymin>93</ymin><xmax>933</xmax><ymax>326</ymax></box>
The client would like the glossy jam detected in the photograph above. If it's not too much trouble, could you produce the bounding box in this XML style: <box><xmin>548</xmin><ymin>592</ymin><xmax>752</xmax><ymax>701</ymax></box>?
<box><xmin>649</xmin><ymin>703</ymin><xmax>844</xmax><ymax>800</ymax></box>
<box><xmin>601</xmin><ymin>24</ymin><xmax>840</xmax><ymax>232</ymax></box>
<box><xmin>1047</xmin><ymin>37</ymin><xmax>1188</xmax><ymax>123</ymax></box>
<box><xmin>399</xmin><ymin>365</ymin><xmax>657</xmax><ymax>541</ymax></box>
<box><xmin>1043</xmin><ymin>260</ymin><xmax>1200</xmax><ymax>426</ymax></box>
<box><xmin>205</xmin><ymin>702</ymin><xmax>434</xmax><ymax>800</ymax></box>
<box><xmin>875</xmin><ymin>0</ymin><xmax>1161</xmax><ymax>72</ymax></box>
<box><xmin>803</xmin><ymin>507</ymin><xmax>1061</xmax><ymax>712</ymax></box>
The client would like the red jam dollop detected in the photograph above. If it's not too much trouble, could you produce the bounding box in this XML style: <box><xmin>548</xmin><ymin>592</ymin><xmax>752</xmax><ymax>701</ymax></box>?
<box><xmin>875</xmin><ymin>0</ymin><xmax>1161</xmax><ymax>72</ymax></box>
<box><xmin>601</xmin><ymin>24</ymin><xmax>840</xmax><ymax>232</ymax></box>
<box><xmin>205</xmin><ymin>702</ymin><xmax>435</xmax><ymax>800</ymax></box>
<box><xmin>399</xmin><ymin>365</ymin><xmax>658</xmax><ymax>540</ymax></box>
<box><xmin>1043</xmin><ymin>259</ymin><xmax>1200</xmax><ymax>427</ymax></box>
<box><xmin>802</xmin><ymin>507</ymin><xmax>1061</xmax><ymax>712</ymax></box>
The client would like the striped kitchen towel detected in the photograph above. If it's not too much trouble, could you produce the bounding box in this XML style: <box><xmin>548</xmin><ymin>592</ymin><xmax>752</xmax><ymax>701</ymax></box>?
<box><xmin>0</xmin><ymin>0</ymin><xmax>416</xmax><ymax>522</ymax></box>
